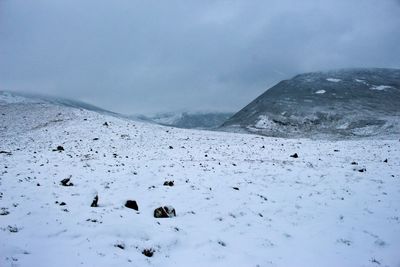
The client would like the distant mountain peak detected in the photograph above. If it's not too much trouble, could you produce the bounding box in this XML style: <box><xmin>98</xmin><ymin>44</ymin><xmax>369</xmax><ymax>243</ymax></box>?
<box><xmin>135</xmin><ymin>111</ymin><xmax>234</xmax><ymax>130</ymax></box>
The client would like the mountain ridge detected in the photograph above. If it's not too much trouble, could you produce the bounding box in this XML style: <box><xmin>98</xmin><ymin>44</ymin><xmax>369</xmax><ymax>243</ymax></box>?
<box><xmin>221</xmin><ymin>68</ymin><xmax>400</xmax><ymax>139</ymax></box>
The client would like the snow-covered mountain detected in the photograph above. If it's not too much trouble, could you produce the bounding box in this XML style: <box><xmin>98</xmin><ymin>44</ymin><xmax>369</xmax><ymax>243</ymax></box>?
<box><xmin>1</xmin><ymin>91</ymin><xmax>400</xmax><ymax>267</ymax></box>
<box><xmin>0</xmin><ymin>91</ymin><xmax>115</xmax><ymax>115</ymax></box>
<box><xmin>221</xmin><ymin>68</ymin><xmax>400</xmax><ymax>139</ymax></box>
<box><xmin>135</xmin><ymin>112</ymin><xmax>234</xmax><ymax>130</ymax></box>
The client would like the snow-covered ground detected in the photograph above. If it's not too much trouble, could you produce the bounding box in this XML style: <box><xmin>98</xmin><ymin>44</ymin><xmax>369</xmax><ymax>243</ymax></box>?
<box><xmin>1</xmin><ymin>95</ymin><xmax>399</xmax><ymax>267</ymax></box>
<box><xmin>326</xmin><ymin>78</ymin><xmax>342</xmax><ymax>83</ymax></box>
<box><xmin>315</xmin><ymin>89</ymin><xmax>326</xmax><ymax>94</ymax></box>
<box><xmin>370</xmin><ymin>85</ymin><xmax>393</xmax><ymax>91</ymax></box>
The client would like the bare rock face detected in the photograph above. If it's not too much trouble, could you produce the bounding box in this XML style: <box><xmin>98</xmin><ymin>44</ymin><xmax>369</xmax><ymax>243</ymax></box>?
<box><xmin>125</xmin><ymin>200</ymin><xmax>139</xmax><ymax>211</ymax></box>
<box><xmin>154</xmin><ymin>206</ymin><xmax>176</xmax><ymax>218</ymax></box>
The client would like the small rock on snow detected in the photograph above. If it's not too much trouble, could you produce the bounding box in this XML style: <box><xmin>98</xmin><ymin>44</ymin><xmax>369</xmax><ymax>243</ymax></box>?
<box><xmin>163</xmin><ymin>181</ymin><xmax>174</xmax><ymax>187</ymax></box>
<box><xmin>60</xmin><ymin>178</ymin><xmax>73</xmax><ymax>186</ymax></box>
<box><xmin>91</xmin><ymin>195</ymin><xmax>99</xmax><ymax>207</ymax></box>
<box><xmin>125</xmin><ymin>200</ymin><xmax>139</xmax><ymax>211</ymax></box>
<box><xmin>142</xmin><ymin>248</ymin><xmax>154</xmax><ymax>257</ymax></box>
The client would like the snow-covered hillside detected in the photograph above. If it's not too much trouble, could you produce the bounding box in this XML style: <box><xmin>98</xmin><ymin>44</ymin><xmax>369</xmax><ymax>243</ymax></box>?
<box><xmin>222</xmin><ymin>68</ymin><xmax>400</xmax><ymax>139</ymax></box>
<box><xmin>1</xmin><ymin>93</ymin><xmax>400</xmax><ymax>267</ymax></box>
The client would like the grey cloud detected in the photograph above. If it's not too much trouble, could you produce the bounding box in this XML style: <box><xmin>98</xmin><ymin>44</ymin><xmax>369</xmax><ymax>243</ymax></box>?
<box><xmin>1</xmin><ymin>0</ymin><xmax>399</xmax><ymax>114</ymax></box>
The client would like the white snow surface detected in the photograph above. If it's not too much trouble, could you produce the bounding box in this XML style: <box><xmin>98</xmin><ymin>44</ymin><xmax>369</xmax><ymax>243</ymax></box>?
<box><xmin>254</xmin><ymin>115</ymin><xmax>276</xmax><ymax>129</ymax></box>
<box><xmin>1</xmin><ymin>99</ymin><xmax>400</xmax><ymax>267</ymax></box>
<box><xmin>326</xmin><ymin>78</ymin><xmax>342</xmax><ymax>83</ymax></box>
<box><xmin>370</xmin><ymin>85</ymin><xmax>393</xmax><ymax>91</ymax></box>
<box><xmin>355</xmin><ymin>79</ymin><xmax>368</xmax><ymax>85</ymax></box>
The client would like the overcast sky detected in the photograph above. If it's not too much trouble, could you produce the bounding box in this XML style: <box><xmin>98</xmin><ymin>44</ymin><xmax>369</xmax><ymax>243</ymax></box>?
<box><xmin>1</xmin><ymin>0</ymin><xmax>400</xmax><ymax>114</ymax></box>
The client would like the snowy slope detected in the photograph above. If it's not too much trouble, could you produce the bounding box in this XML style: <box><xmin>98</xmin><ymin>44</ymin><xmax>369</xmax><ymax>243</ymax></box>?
<box><xmin>1</xmin><ymin>93</ymin><xmax>400</xmax><ymax>267</ymax></box>
<box><xmin>0</xmin><ymin>91</ymin><xmax>114</xmax><ymax>115</ymax></box>
<box><xmin>221</xmin><ymin>68</ymin><xmax>400</xmax><ymax>139</ymax></box>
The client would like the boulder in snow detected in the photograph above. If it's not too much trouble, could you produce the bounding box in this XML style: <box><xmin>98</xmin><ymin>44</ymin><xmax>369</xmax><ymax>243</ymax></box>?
<box><xmin>125</xmin><ymin>200</ymin><xmax>139</xmax><ymax>211</ymax></box>
<box><xmin>154</xmin><ymin>206</ymin><xmax>176</xmax><ymax>218</ymax></box>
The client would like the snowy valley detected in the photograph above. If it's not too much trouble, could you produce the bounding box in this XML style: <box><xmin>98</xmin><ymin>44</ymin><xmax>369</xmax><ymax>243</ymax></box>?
<box><xmin>0</xmin><ymin>92</ymin><xmax>399</xmax><ymax>267</ymax></box>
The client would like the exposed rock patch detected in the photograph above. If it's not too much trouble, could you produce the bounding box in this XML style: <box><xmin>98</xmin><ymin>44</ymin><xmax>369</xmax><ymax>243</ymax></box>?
<box><xmin>154</xmin><ymin>206</ymin><xmax>176</xmax><ymax>218</ymax></box>
<box><xmin>125</xmin><ymin>200</ymin><xmax>139</xmax><ymax>211</ymax></box>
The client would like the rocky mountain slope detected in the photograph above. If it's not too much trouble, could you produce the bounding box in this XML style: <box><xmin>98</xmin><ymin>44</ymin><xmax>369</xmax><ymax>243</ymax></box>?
<box><xmin>1</xmin><ymin>92</ymin><xmax>399</xmax><ymax>267</ymax></box>
<box><xmin>221</xmin><ymin>68</ymin><xmax>400</xmax><ymax>139</ymax></box>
